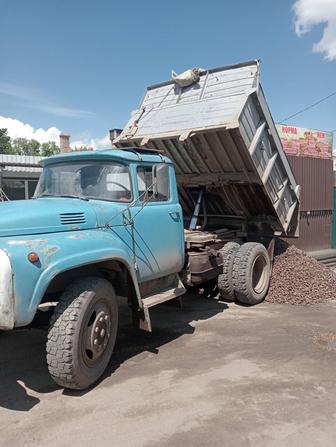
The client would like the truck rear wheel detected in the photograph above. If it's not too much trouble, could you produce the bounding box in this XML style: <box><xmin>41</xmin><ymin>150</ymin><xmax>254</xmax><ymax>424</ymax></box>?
<box><xmin>217</xmin><ymin>242</ymin><xmax>240</xmax><ymax>301</ymax></box>
<box><xmin>47</xmin><ymin>277</ymin><xmax>118</xmax><ymax>390</ymax></box>
<box><xmin>232</xmin><ymin>242</ymin><xmax>271</xmax><ymax>305</ymax></box>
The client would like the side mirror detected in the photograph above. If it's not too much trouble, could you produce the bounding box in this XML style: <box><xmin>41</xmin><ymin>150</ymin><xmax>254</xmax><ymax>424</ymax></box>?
<box><xmin>152</xmin><ymin>163</ymin><xmax>169</xmax><ymax>200</ymax></box>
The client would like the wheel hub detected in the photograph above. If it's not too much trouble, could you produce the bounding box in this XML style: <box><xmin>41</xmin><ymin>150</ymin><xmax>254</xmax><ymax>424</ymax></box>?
<box><xmin>85</xmin><ymin>310</ymin><xmax>111</xmax><ymax>361</ymax></box>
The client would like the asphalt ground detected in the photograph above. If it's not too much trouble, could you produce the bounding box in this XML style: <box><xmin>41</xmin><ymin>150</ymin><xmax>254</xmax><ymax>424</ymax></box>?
<box><xmin>1</xmin><ymin>294</ymin><xmax>336</xmax><ymax>447</ymax></box>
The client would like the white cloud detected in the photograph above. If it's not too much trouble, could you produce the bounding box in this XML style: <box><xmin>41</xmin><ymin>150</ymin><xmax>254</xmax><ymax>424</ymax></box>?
<box><xmin>0</xmin><ymin>82</ymin><xmax>93</xmax><ymax>118</ymax></box>
<box><xmin>40</xmin><ymin>105</ymin><xmax>93</xmax><ymax>118</ymax></box>
<box><xmin>71</xmin><ymin>133</ymin><xmax>111</xmax><ymax>150</ymax></box>
<box><xmin>293</xmin><ymin>0</ymin><xmax>336</xmax><ymax>60</ymax></box>
<box><xmin>94</xmin><ymin>134</ymin><xmax>111</xmax><ymax>149</ymax></box>
<box><xmin>0</xmin><ymin>115</ymin><xmax>110</xmax><ymax>149</ymax></box>
<box><xmin>0</xmin><ymin>116</ymin><xmax>60</xmax><ymax>144</ymax></box>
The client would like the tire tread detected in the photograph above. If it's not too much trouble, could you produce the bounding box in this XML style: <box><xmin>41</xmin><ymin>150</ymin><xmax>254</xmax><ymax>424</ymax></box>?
<box><xmin>217</xmin><ymin>242</ymin><xmax>240</xmax><ymax>301</ymax></box>
<box><xmin>47</xmin><ymin>277</ymin><xmax>115</xmax><ymax>389</ymax></box>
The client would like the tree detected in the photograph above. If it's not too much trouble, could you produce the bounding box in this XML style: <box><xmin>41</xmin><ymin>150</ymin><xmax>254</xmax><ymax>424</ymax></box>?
<box><xmin>12</xmin><ymin>138</ymin><xmax>41</xmax><ymax>156</ymax></box>
<box><xmin>41</xmin><ymin>141</ymin><xmax>60</xmax><ymax>157</ymax></box>
<box><xmin>0</xmin><ymin>128</ymin><xmax>14</xmax><ymax>154</ymax></box>
<box><xmin>30</xmin><ymin>139</ymin><xmax>41</xmax><ymax>155</ymax></box>
<box><xmin>0</xmin><ymin>128</ymin><xmax>61</xmax><ymax>156</ymax></box>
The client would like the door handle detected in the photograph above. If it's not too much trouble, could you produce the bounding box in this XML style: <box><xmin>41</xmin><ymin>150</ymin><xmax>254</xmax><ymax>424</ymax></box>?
<box><xmin>169</xmin><ymin>211</ymin><xmax>180</xmax><ymax>220</ymax></box>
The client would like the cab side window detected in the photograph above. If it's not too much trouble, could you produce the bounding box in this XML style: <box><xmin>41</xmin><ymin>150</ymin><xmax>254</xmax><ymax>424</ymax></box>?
<box><xmin>137</xmin><ymin>165</ymin><xmax>170</xmax><ymax>202</ymax></box>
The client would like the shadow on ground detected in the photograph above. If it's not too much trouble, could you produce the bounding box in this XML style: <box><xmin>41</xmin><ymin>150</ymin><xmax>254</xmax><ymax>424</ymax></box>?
<box><xmin>0</xmin><ymin>293</ymin><xmax>228</xmax><ymax>411</ymax></box>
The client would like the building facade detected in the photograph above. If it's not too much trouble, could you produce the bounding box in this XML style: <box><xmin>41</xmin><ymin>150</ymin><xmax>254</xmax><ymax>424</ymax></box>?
<box><xmin>276</xmin><ymin>124</ymin><xmax>334</xmax><ymax>252</ymax></box>
<box><xmin>0</xmin><ymin>154</ymin><xmax>43</xmax><ymax>200</ymax></box>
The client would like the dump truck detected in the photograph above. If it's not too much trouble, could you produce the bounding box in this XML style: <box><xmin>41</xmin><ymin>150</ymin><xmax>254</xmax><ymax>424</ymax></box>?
<box><xmin>0</xmin><ymin>60</ymin><xmax>300</xmax><ymax>390</ymax></box>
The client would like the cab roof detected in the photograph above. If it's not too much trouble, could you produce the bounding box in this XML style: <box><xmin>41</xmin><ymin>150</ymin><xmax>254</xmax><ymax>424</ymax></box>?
<box><xmin>40</xmin><ymin>148</ymin><xmax>172</xmax><ymax>167</ymax></box>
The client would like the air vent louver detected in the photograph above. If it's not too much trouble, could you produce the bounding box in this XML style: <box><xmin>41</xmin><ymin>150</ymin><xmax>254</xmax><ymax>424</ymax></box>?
<box><xmin>60</xmin><ymin>212</ymin><xmax>86</xmax><ymax>225</ymax></box>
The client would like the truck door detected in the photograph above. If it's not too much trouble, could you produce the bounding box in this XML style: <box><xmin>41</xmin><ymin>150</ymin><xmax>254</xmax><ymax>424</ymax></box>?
<box><xmin>131</xmin><ymin>163</ymin><xmax>184</xmax><ymax>282</ymax></box>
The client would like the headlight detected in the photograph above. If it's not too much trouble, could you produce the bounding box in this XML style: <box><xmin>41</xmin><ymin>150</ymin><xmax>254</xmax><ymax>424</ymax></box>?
<box><xmin>0</xmin><ymin>249</ymin><xmax>14</xmax><ymax>329</ymax></box>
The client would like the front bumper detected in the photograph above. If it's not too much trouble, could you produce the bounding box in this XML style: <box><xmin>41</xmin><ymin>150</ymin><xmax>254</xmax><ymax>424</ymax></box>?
<box><xmin>0</xmin><ymin>249</ymin><xmax>14</xmax><ymax>329</ymax></box>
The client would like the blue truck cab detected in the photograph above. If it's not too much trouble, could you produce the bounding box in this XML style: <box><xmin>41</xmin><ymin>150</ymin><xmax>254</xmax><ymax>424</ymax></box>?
<box><xmin>0</xmin><ymin>148</ymin><xmax>187</xmax><ymax>389</ymax></box>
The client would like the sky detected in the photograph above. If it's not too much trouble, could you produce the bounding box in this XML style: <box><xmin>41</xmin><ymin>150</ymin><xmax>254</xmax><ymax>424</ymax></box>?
<box><xmin>0</xmin><ymin>0</ymin><xmax>336</xmax><ymax>148</ymax></box>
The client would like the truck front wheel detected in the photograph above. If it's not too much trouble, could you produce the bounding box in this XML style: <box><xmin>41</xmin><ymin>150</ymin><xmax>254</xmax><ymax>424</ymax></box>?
<box><xmin>47</xmin><ymin>277</ymin><xmax>118</xmax><ymax>390</ymax></box>
<box><xmin>232</xmin><ymin>243</ymin><xmax>271</xmax><ymax>305</ymax></box>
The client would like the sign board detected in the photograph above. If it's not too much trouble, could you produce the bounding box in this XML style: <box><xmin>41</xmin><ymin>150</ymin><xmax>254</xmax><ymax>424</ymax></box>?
<box><xmin>276</xmin><ymin>124</ymin><xmax>333</xmax><ymax>159</ymax></box>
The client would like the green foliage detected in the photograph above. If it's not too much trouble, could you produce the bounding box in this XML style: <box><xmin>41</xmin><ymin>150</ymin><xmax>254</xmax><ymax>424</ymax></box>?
<box><xmin>41</xmin><ymin>141</ymin><xmax>61</xmax><ymax>157</ymax></box>
<box><xmin>0</xmin><ymin>129</ymin><xmax>60</xmax><ymax>156</ymax></box>
<box><xmin>0</xmin><ymin>128</ymin><xmax>15</xmax><ymax>154</ymax></box>
<box><xmin>12</xmin><ymin>138</ymin><xmax>41</xmax><ymax>156</ymax></box>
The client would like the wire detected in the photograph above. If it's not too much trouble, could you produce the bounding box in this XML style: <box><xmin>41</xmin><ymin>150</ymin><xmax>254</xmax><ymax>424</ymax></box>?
<box><xmin>105</xmin><ymin>180</ymin><xmax>156</xmax><ymax>228</ymax></box>
<box><xmin>278</xmin><ymin>90</ymin><xmax>336</xmax><ymax>124</ymax></box>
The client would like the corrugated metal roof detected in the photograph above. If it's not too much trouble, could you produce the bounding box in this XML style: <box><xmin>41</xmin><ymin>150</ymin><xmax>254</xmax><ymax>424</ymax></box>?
<box><xmin>0</xmin><ymin>154</ymin><xmax>43</xmax><ymax>173</ymax></box>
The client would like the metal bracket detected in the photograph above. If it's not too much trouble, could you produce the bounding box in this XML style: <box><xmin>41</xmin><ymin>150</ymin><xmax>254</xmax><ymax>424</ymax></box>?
<box><xmin>189</xmin><ymin>188</ymin><xmax>205</xmax><ymax>230</ymax></box>
<box><xmin>138</xmin><ymin>308</ymin><xmax>152</xmax><ymax>332</ymax></box>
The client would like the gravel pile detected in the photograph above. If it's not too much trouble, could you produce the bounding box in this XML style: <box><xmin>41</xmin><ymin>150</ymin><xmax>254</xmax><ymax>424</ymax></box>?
<box><xmin>266</xmin><ymin>239</ymin><xmax>336</xmax><ymax>305</ymax></box>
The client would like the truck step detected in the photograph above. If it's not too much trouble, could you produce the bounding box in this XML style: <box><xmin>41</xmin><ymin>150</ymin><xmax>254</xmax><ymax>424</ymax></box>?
<box><xmin>139</xmin><ymin>279</ymin><xmax>186</xmax><ymax>332</ymax></box>
<box><xmin>142</xmin><ymin>284</ymin><xmax>186</xmax><ymax>309</ymax></box>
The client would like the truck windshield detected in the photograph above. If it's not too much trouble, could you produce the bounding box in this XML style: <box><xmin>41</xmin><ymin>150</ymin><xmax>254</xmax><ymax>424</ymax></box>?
<box><xmin>34</xmin><ymin>161</ymin><xmax>132</xmax><ymax>202</ymax></box>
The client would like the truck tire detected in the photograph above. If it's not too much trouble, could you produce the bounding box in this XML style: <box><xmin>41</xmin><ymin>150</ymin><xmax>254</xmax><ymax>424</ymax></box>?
<box><xmin>217</xmin><ymin>242</ymin><xmax>240</xmax><ymax>301</ymax></box>
<box><xmin>47</xmin><ymin>277</ymin><xmax>118</xmax><ymax>390</ymax></box>
<box><xmin>232</xmin><ymin>242</ymin><xmax>271</xmax><ymax>305</ymax></box>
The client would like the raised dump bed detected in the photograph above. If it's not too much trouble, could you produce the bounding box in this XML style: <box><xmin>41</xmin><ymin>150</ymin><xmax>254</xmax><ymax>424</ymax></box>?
<box><xmin>114</xmin><ymin>60</ymin><xmax>300</xmax><ymax>237</ymax></box>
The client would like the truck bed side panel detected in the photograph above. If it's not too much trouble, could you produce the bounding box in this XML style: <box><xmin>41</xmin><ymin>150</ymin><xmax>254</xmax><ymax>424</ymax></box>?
<box><xmin>115</xmin><ymin>60</ymin><xmax>300</xmax><ymax>236</ymax></box>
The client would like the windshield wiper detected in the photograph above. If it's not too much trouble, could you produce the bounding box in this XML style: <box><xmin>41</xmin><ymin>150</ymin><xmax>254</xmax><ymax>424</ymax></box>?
<box><xmin>35</xmin><ymin>193</ymin><xmax>89</xmax><ymax>201</ymax></box>
<box><xmin>56</xmin><ymin>194</ymin><xmax>89</xmax><ymax>201</ymax></box>
<box><xmin>33</xmin><ymin>193</ymin><xmax>54</xmax><ymax>199</ymax></box>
